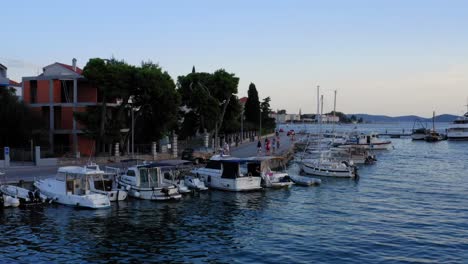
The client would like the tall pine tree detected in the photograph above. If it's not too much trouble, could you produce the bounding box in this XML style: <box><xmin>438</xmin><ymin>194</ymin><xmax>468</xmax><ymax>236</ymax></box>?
<box><xmin>244</xmin><ymin>83</ymin><xmax>260</xmax><ymax>125</ymax></box>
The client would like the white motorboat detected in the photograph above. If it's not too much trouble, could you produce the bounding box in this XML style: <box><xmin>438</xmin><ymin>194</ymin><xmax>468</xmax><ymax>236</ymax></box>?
<box><xmin>34</xmin><ymin>166</ymin><xmax>111</xmax><ymax>209</ymax></box>
<box><xmin>411</xmin><ymin>119</ymin><xmax>429</xmax><ymax>140</ymax></box>
<box><xmin>301</xmin><ymin>159</ymin><xmax>357</xmax><ymax>178</ymax></box>
<box><xmin>340</xmin><ymin>133</ymin><xmax>392</xmax><ymax>150</ymax></box>
<box><xmin>160</xmin><ymin>168</ymin><xmax>191</xmax><ymax>194</ymax></box>
<box><xmin>447</xmin><ymin>110</ymin><xmax>468</xmax><ymax>140</ymax></box>
<box><xmin>0</xmin><ymin>172</ymin><xmax>27</xmax><ymax>207</ymax></box>
<box><xmin>1</xmin><ymin>193</ymin><xmax>20</xmax><ymax>208</ymax></box>
<box><xmin>411</xmin><ymin>128</ymin><xmax>429</xmax><ymax>140</ymax></box>
<box><xmin>192</xmin><ymin>155</ymin><xmax>262</xmax><ymax>191</ymax></box>
<box><xmin>84</xmin><ymin>164</ymin><xmax>128</xmax><ymax>201</ymax></box>
<box><xmin>152</xmin><ymin>161</ymin><xmax>194</xmax><ymax>194</ymax></box>
<box><xmin>184</xmin><ymin>174</ymin><xmax>208</xmax><ymax>191</ymax></box>
<box><xmin>289</xmin><ymin>175</ymin><xmax>321</xmax><ymax>186</ymax></box>
<box><xmin>0</xmin><ymin>185</ymin><xmax>48</xmax><ymax>206</ymax></box>
<box><xmin>330</xmin><ymin>147</ymin><xmax>377</xmax><ymax>165</ymax></box>
<box><xmin>244</xmin><ymin>156</ymin><xmax>294</xmax><ymax>189</ymax></box>
<box><xmin>117</xmin><ymin>163</ymin><xmax>182</xmax><ymax>200</ymax></box>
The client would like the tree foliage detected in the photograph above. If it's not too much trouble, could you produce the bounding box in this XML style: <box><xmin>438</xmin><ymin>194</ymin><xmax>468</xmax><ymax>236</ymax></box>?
<box><xmin>260</xmin><ymin>97</ymin><xmax>276</xmax><ymax>132</ymax></box>
<box><xmin>244</xmin><ymin>83</ymin><xmax>260</xmax><ymax>125</ymax></box>
<box><xmin>177</xmin><ymin>69</ymin><xmax>240</xmax><ymax>139</ymax></box>
<box><xmin>0</xmin><ymin>88</ymin><xmax>45</xmax><ymax>147</ymax></box>
<box><xmin>76</xmin><ymin>58</ymin><xmax>179</xmax><ymax>152</ymax></box>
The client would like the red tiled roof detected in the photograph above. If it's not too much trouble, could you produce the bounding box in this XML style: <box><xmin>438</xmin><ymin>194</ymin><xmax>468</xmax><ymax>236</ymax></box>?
<box><xmin>9</xmin><ymin>80</ymin><xmax>20</xmax><ymax>86</ymax></box>
<box><xmin>239</xmin><ymin>97</ymin><xmax>248</xmax><ymax>103</ymax></box>
<box><xmin>57</xmin><ymin>62</ymin><xmax>83</xmax><ymax>75</ymax></box>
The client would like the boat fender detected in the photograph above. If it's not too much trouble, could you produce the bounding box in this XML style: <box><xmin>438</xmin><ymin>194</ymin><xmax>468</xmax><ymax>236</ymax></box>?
<box><xmin>134</xmin><ymin>191</ymin><xmax>141</xmax><ymax>198</ymax></box>
<box><xmin>126</xmin><ymin>185</ymin><xmax>131</xmax><ymax>191</ymax></box>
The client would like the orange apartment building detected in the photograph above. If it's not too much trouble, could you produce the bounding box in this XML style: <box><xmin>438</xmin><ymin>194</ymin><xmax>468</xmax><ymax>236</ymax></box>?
<box><xmin>22</xmin><ymin>59</ymin><xmax>97</xmax><ymax>156</ymax></box>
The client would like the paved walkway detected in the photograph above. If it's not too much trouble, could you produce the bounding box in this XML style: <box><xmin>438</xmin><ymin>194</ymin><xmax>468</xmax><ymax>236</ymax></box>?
<box><xmin>2</xmin><ymin>133</ymin><xmax>301</xmax><ymax>183</ymax></box>
<box><xmin>230</xmin><ymin>133</ymin><xmax>299</xmax><ymax>158</ymax></box>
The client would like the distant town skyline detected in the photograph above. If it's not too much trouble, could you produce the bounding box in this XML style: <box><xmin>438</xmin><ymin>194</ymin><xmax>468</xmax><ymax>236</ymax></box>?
<box><xmin>3</xmin><ymin>0</ymin><xmax>468</xmax><ymax>117</ymax></box>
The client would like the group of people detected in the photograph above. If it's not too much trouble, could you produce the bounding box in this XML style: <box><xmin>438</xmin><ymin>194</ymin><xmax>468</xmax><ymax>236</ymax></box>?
<box><xmin>257</xmin><ymin>132</ymin><xmax>281</xmax><ymax>155</ymax></box>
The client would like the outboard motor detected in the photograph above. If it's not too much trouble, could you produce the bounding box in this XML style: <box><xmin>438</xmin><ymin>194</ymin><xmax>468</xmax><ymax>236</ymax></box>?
<box><xmin>34</xmin><ymin>189</ymin><xmax>41</xmax><ymax>202</ymax></box>
<box><xmin>28</xmin><ymin>191</ymin><xmax>35</xmax><ymax>202</ymax></box>
<box><xmin>353</xmin><ymin>166</ymin><xmax>359</xmax><ymax>180</ymax></box>
<box><xmin>161</xmin><ymin>187</ymin><xmax>170</xmax><ymax>196</ymax></box>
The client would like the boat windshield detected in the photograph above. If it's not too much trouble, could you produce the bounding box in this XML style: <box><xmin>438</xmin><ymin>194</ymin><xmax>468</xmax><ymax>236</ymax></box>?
<box><xmin>221</xmin><ymin>162</ymin><xmax>240</xmax><ymax>179</ymax></box>
<box><xmin>139</xmin><ymin>168</ymin><xmax>150</xmax><ymax>188</ymax></box>
<box><xmin>149</xmin><ymin>168</ymin><xmax>159</xmax><ymax>187</ymax></box>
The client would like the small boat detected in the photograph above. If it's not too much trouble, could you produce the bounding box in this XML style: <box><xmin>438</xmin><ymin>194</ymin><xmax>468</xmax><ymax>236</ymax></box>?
<box><xmin>0</xmin><ymin>172</ymin><xmax>26</xmax><ymax>207</ymax></box>
<box><xmin>1</xmin><ymin>192</ymin><xmax>20</xmax><ymax>208</ymax></box>
<box><xmin>244</xmin><ymin>156</ymin><xmax>294</xmax><ymax>189</ymax></box>
<box><xmin>425</xmin><ymin>131</ymin><xmax>443</xmax><ymax>142</ymax></box>
<box><xmin>86</xmin><ymin>164</ymin><xmax>128</xmax><ymax>201</ymax></box>
<box><xmin>289</xmin><ymin>175</ymin><xmax>321</xmax><ymax>186</ymax></box>
<box><xmin>411</xmin><ymin>119</ymin><xmax>429</xmax><ymax>140</ymax></box>
<box><xmin>34</xmin><ymin>166</ymin><xmax>111</xmax><ymax>209</ymax></box>
<box><xmin>117</xmin><ymin>163</ymin><xmax>182</xmax><ymax>200</ymax></box>
<box><xmin>155</xmin><ymin>160</ymin><xmax>194</xmax><ymax>194</ymax></box>
<box><xmin>340</xmin><ymin>132</ymin><xmax>392</xmax><ymax>150</ymax></box>
<box><xmin>425</xmin><ymin>111</ymin><xmax>443</xmax><ymax>142</ymax></box>
<box><xmin>192</xmin><ymin>155</ymin><xmax>262</xmax><ymax>191</ymax></box>
<box><xmin>0</xmin><ymin>185</ymin><xmax>48</xmax><ymax>206</ymax></box>
<box><xmin>184</xmin><ymin>174</ymin><xmax>208</xmax><ymax>191</ymax></box>
<box><xmin>301</xmin><ymin>159</ymin><xmax>357</xmax><ymax>178</ymax></box>
<box><xmin>330</xmin><ymin>147</ymin><xmax>377</xmax><ymax>165</ymax></box>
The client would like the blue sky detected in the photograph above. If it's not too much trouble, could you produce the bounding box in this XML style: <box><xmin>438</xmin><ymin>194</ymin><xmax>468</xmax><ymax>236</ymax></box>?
<box><xmin>3</xmin><ymin>0</ymin><xmax>468</xmax><ymax>116</ymax></box>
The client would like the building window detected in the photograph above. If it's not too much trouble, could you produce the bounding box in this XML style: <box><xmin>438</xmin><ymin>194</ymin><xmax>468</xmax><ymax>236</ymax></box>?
<box><xmin>30</xmin><ymin>80</ymin><xmax>37</xmax><ymax>103</ymax></box>
<box><xmin>61</xmin><ymin>80</ymin><xmax>74</xmax><ymax>103</ymax></box>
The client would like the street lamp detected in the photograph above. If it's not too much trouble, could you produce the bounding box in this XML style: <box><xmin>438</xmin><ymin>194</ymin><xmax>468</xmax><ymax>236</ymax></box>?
<box><xmin>259</xmin><ymin>108</ymin><xmax>262</xmax><ymax>140</ymax></box>
<box><xmin>127</xmin><ymin>96</ymin><xmax>151</xmax><ymax>158</ymax></box>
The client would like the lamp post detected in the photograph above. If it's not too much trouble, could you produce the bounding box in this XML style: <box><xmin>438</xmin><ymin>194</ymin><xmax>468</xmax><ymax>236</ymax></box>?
<box><xmin>128</xmin><ymin>96</ymin><xmax>151</xmax><ymax>159</ymax></box>
<box><xmin>259</xmin><ymin>108</ymin><xmax>262</xmax><ymax>140</ymax></box>
<box><xmin>131</xmin><ymin>106</ymin><xmax>135</xmax><ymax>158</ymax></box>
<box><xmin>240</xmin><ymin>108</ymin><xmax>244</xmax><ymax>141</ymax></box>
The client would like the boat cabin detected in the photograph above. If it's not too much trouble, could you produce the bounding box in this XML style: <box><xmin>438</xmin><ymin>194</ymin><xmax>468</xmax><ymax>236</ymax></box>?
<box><xmin>203</xmin><ymin>159</ymin><xmax>263</xmax><ymax>178</ymax></box>
<box><xmin>56</xmin><ymin>166</ymin><xmax>104</xmax><ymax>195</ymax></box>
<box><xmin>124</xmin><ymin>164</ymin><xmax>163</xmax><ymax>188</ymax></box>
<box><xmin>454</xmin><ymin>113</ymin><xmax>468</xmax><ymax>124</ymax></box>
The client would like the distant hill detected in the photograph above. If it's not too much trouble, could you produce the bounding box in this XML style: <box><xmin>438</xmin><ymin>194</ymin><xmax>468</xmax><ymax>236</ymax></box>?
<box><xmin>348</xmin><ymin>114</ymin><xmax>459</xmax><ymax>123</ymax></box>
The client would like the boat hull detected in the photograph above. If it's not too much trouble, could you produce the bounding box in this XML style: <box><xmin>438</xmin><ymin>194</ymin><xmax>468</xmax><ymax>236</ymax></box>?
<box><xmin>411</xmin><ymin>133</ymin><xmax>426</xmax><ymax>140</ymax></box>
<box><xmin>117</xmin><ymin>179</ymin><xmax>182</xmax><ymax>200</ymax></box>
<box><xmin>301</xmin><ymin>163</ymin><xmax>356</xmax><ymax>178</ymax></box>
<box><xmin>34</xmin><ymin>180</ymin><xmax>111</xmax><ymax>209</ymax></box>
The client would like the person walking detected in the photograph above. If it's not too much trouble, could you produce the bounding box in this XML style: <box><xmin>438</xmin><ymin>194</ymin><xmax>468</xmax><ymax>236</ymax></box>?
<box><xmin>257</xmin><ymin>140</ymin><xmax>262</xmax><ymax>155</ymax></box>
<box><xmin>272</xmin><ymin>137</ymin><xmax>276</xmax><ymax>154</ymax></box>
<box><xmin>265</xmin><ymin>138</ymin><xmax>271</xmax><ymax>155</ymax></box>
<box><xmin>223</xmin><ymin>141</ymin><xmax>230</xmax><ymax>155</ymax></box>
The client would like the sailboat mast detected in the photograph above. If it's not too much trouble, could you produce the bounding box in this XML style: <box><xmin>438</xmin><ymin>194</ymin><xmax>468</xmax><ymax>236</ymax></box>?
<box><xmin>332</xmin><ymin>90</ymin><xmax>337</xmax><ymax>133</ymax></box>
<box><xmin>320</xmin><ymin>94</ymin><xmax>324</xmax><ymax>136</ymax></box>
<box><xmin>316</xmin><ymin>85</ymin><xmax>320</xmax><ymax>125</ymax></box>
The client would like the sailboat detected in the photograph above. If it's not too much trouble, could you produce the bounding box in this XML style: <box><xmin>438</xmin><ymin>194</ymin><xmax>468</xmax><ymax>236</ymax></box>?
<box><xmin>300</xmin><ymin>87</ymin><xmax>357</xmax><ymax>178</ymax></box>
<box><xmin>425</xmin><ymin>111</ymin><xmax>443</xmax><ymax>142</ymax></box>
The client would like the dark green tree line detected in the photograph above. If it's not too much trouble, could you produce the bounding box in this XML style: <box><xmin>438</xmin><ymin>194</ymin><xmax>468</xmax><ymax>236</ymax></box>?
<box><xmin>0</xmin><ymin>88</ymin><xmax>45</xmax><ymax>147</ymax></box>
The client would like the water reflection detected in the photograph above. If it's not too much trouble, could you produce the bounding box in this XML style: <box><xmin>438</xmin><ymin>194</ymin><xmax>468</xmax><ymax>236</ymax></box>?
<box><xmin>1</xmin><ymin>134</ymin><xmax>468</xmax><ymax>263</ymax></box>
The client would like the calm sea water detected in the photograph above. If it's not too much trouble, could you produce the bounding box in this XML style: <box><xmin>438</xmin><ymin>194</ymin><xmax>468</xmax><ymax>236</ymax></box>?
<box><xmin>1</xmin><ymin>123</ymin><xmax>468</xmax><ymax>263</ymax></box>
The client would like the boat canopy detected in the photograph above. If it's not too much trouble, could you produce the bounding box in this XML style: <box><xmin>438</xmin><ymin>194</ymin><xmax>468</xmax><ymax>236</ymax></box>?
<box><xmin>58</xmin><ymin>166</ymin><xmax>104</xmax><ymax>175</ymax></box>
